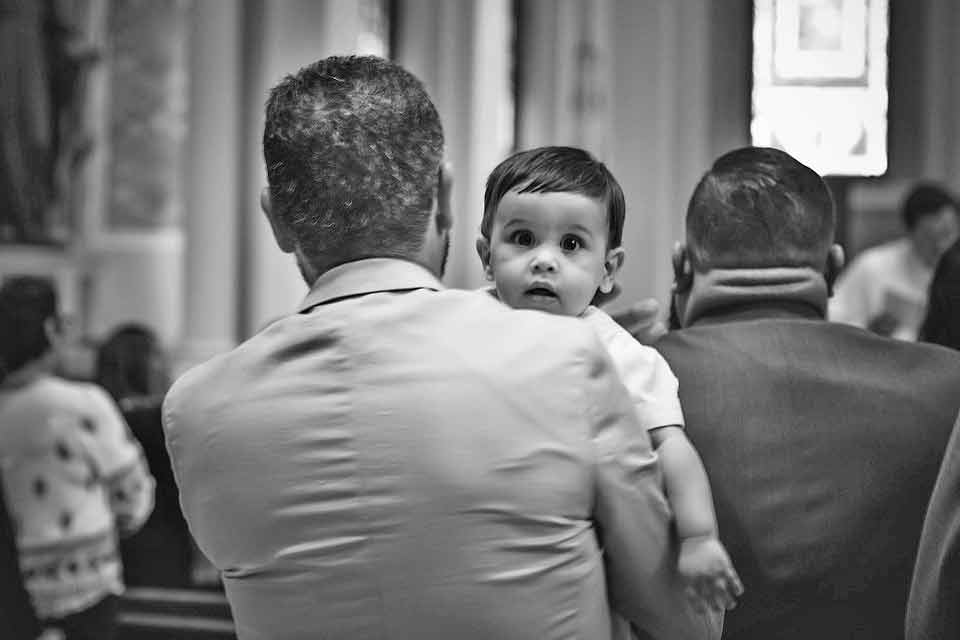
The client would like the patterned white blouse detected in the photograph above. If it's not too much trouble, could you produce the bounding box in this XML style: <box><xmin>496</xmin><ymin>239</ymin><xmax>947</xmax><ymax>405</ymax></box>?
<box><xmin>0</xmin><ymin>375</ymin><xmax>154</xmax><ymax>619</ymax></box>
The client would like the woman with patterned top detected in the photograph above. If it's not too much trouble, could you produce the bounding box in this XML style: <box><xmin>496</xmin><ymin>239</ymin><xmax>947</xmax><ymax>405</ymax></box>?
<box><xmin>0</xmin><ymin>276</ymin><xmax>154</xmax><ymax>640</ymax></box>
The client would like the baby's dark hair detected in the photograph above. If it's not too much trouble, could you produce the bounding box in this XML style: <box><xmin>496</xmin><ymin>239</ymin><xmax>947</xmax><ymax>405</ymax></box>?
<box><xmin>481</xmin><ymin>146</ymin><xmax>625</xmax><ymax>248</ymax></box>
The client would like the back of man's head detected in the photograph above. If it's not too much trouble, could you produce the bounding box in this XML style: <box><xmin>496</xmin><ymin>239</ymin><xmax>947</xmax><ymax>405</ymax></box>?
<box><xmin>686</xmin><ymin>147</ymin><xmax>835</xmax><ymax>272</ymax></box>
<box><xmin>263</xmin><ymin>56</ymin><xmax>444</xmax><ymax>271</ymax></box>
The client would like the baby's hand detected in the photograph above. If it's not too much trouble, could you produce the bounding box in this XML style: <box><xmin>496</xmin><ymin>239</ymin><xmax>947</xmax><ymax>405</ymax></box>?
<box><xmin>678</xmin><ymin>535</ymin><xmax>743</xmax><ymax>612</ymax></box>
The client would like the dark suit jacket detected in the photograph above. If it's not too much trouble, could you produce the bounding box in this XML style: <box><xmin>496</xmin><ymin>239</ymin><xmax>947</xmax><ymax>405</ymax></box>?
<box><xmin>656</xmin><ymin>302</ymin><xmax>960</xmax><ymax>640</ymax></box>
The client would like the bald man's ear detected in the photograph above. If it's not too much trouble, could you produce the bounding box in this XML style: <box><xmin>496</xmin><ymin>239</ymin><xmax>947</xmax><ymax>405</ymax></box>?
<box><xmin>261</xmin><ymin>187</ymin><xmax>295</xmax><ymax>253</ymax></box>
<box><xmin>825</xmin><ymin>244</ymin><xmax>845</xmax><ymax>297</ymax></box>
<box><xmin>671</xmin><ymin>243</ymin><xmax>693</xmax><ymax>294</ymax></box>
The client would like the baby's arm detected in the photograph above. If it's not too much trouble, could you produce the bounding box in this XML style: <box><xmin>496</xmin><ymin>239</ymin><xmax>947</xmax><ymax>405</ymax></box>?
<box><xmin>650</xmin><ymin>426</ymin><xmax>743</xmax><ymax>612</ymax></box>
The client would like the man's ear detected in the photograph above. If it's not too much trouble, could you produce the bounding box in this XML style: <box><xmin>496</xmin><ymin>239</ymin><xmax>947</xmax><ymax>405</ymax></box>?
<box><xmin>671</xmin><ymin>242</ymin><xmax>693</xmax><ymax>293</ymax></box>
<box><xmin>598</xmin><ymin>247</ymin><xmax>625</xmax><ymax>294</ymax></box>
<box><xmin>476</xmin><ymin>236</ymin><xmax>493</xmax><ymax>281</ymax></box>
<box><xmin>825</xmin><ymin>243</ymin><xmax>845</xmax><ymax>296</ymax></box>
<box><xmin>434</xmin><ymin>162</ymin><xmax>454</xmax><ymax>234</ymax></box>
<box><xmin>261</xmin><ymin>187</ymin><xmax>296</xmax><ymax>253</ymax></box>
<box><xmin>43</xmin><ymin>316</ymin><xmax>64</xmax><ymax>350</ymax></box>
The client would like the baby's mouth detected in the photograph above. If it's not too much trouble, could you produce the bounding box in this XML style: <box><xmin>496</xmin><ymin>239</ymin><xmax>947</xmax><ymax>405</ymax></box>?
<box><xmin>524</xmin><ymin>285</ymin><xmax>559</xmax><ymax>301</ymax></box>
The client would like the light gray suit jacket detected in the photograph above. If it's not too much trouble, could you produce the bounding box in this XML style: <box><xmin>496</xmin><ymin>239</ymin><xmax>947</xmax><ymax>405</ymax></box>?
<box><xmin>164</xmin><ymin>258</ymin><xmax>719</xmax><ymax>640</ymax></box>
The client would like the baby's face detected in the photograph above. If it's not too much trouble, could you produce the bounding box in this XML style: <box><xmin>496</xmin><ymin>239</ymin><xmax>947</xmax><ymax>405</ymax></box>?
<box><xmin>480</xmin><ymin>190</ymin><xmax>616</xmax><ymax>317</ymax></box>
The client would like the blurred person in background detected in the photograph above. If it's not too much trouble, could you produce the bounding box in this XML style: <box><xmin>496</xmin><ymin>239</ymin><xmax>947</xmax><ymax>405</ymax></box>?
<box><xmin>0</xmin><ymin>276</ymin><xmax>154</xmax><ymax>640</ymax></box>
<box><xmin>829</xmin><ymin>183</ymin><xmax>960</xmax><ymax>340</ymax></box>
<box><xmin>918</xmin><ymin>238</ymin><xmax>960</xmax><ymax>350</ymax></box>
<box><xmin>96</xmin><ymin>324</ymin><xmax>193</xmax><ymax>588</ymax></box>
<box><xmin>906</xmin><ymin>238</ymin><xmax>960</xmax><ymax>638</ymax></box>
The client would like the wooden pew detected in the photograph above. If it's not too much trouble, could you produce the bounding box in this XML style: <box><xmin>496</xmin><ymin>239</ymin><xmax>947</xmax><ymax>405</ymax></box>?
<box><xmin>117</xmin><ymin>586</ymin><xmax>236</xmax><ymax>639</ymax></box>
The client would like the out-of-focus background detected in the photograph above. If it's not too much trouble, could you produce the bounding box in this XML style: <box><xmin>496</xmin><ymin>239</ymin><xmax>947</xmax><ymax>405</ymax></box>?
<box><xmin>3</xmin><ymin>0</ymin><xmax>958</xmax><ymax>374</ymax></box>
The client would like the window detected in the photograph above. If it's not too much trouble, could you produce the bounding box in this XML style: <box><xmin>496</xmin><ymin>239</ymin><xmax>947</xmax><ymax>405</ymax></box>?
<box><xmin>751</xmin><ymin>0</ymin><xmax>889</xmax><ymax>176</ymax></box>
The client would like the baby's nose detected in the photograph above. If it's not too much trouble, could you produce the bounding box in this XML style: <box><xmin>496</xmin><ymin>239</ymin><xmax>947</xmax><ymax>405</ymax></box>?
<box><xmin>530</xmin><ymin>249</ymin><xmax>559</xmax><ymax>272</ymax></box>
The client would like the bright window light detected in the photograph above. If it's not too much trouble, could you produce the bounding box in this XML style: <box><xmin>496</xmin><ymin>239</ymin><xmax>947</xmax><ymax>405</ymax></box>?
<box><xmin>751</xmin><ymin>0</ymin><xmax>889</xmax><ymax>176</ymax></box>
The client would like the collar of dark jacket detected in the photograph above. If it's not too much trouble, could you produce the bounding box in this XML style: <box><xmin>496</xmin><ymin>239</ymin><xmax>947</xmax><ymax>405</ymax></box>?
<box><xmin>679</xmin><ymin>266</ymin><xmax>829</xmax><ymax>327</ymax></box>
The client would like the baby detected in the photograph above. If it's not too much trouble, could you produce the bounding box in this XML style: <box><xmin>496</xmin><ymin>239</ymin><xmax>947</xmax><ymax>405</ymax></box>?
<box><xmin>477</xmin><ymin>146</ymin><xmax>742</xmax><ymax>612</ymax></box>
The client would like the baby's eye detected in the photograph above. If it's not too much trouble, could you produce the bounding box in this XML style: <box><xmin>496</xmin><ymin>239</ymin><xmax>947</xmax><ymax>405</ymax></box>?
<box><xmin>561</xmin><ymin>235</ymin><xmax>584</xmax><ymax>252</ymax></box>
<box><xmin>509</xmin><ymin>230</ymin><xmax>534</xmax><ymax>246</ymax></box>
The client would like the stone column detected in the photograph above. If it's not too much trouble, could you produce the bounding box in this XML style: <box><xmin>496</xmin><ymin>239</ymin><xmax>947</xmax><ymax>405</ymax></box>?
<box><xmin>177</xmin><ymin>0</ymin><xmax>242</xmax><ymax>371</ymax></box>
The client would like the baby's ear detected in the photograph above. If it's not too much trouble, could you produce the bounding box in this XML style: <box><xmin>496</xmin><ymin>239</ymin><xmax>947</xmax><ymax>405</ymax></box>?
<box><xmin>599</xmin><ymin>247</ymin><xmax>625</xmax><ymax>294</ymax></box>
<box><xmin>476</xmin><ymin>236</ymin><xmax>493</xmax><ymax>280</ymax></box>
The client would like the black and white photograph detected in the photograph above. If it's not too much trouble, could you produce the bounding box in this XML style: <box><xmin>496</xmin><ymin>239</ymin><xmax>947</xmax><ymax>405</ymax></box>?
<box><xmin>2</xmin><ymin>1</ymin><xmax>959</xmax><ymax>639</ymax></box>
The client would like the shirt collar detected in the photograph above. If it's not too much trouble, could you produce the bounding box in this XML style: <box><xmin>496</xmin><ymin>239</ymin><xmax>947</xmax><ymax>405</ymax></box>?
<box><xmin>298</xmin><ymin>258</ymin><xmax>443</xmax><ymax>313</ymax></box>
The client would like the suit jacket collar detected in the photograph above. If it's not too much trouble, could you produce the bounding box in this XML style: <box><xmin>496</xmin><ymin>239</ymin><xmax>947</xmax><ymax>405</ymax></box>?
<box><xmin>680</xmin><ymin>266</ymin><xmax>829</xmax><ymax>327</ymax></box>
<box><xmin>298</xmin><ymin>258</ymin><xmax>443</xmax><ymax>313</ymax></box>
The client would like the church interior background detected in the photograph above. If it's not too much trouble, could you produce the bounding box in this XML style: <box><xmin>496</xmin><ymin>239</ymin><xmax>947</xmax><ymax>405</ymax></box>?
<box><xmin>3</xmin><ymin>0</ymin><xmax>960</xmax><ymax>635</ymax></box>
<box><xmin>3</xmin><ymin>0</ymin><xmax>960</xmax><ymax>379</ymax></box>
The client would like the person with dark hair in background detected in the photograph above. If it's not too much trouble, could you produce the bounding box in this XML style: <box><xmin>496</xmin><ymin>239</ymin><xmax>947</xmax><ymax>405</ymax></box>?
<box><xmin>905</xmin><ymin>238</ymin><xmax>960</xmax><ymax>639</ymax></box>
<box><xmin>919</xmin><ymin>238</ymin><xmax>960</xmax><ymax>350</ymax></box>
<box><xmin>163</xmin><ymin>56</ymin><xmax>718</xmax><ymax>640</ymax></box>
<box><xmin>95</xmin><ymin>325</ymin><xmax>169</xmax><ymax>410</ymax></box>
<box><xmin>0</xmin><ymin>276</ymin><xmax>154</xmax><ymax>640</ymax></box>
<box><xmin>655</xmin><ymin>147</ymin><xmax>960</xmax><ymax>640</ymax></box>
<box><xmin>95</xmin><ymin>324</ymin><xmax>192</xmax><ymax>588</ymax></box>
<box><xmin>830</xmin><ymin>182</ymin><xmax>960</xmax><ymax>340</ymax></box>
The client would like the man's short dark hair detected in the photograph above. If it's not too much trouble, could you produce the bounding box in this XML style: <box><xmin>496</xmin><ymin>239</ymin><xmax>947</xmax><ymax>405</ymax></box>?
<box><xmin>263</xmin><ymin>56</ymin><xmax>444</xmax><ymax>269</ymax></box>
<box><xmin>902</xmin><ymin>183</ymin><xmax>958</xmax><ymax>230</ymax></box>
<box><xmin>481</xmin><ymin>146</ymin><xmax>626</xmax><ymax>249</ymax></box>
<box><xmin>0</xmin><ymin>276</ymin><xmax>58</xmax><ymax>380</ymax></box>
<box><xmin>686</xmin><ymin>147</ymin><xmax>835</xmax><ymax>271</ymax></box>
